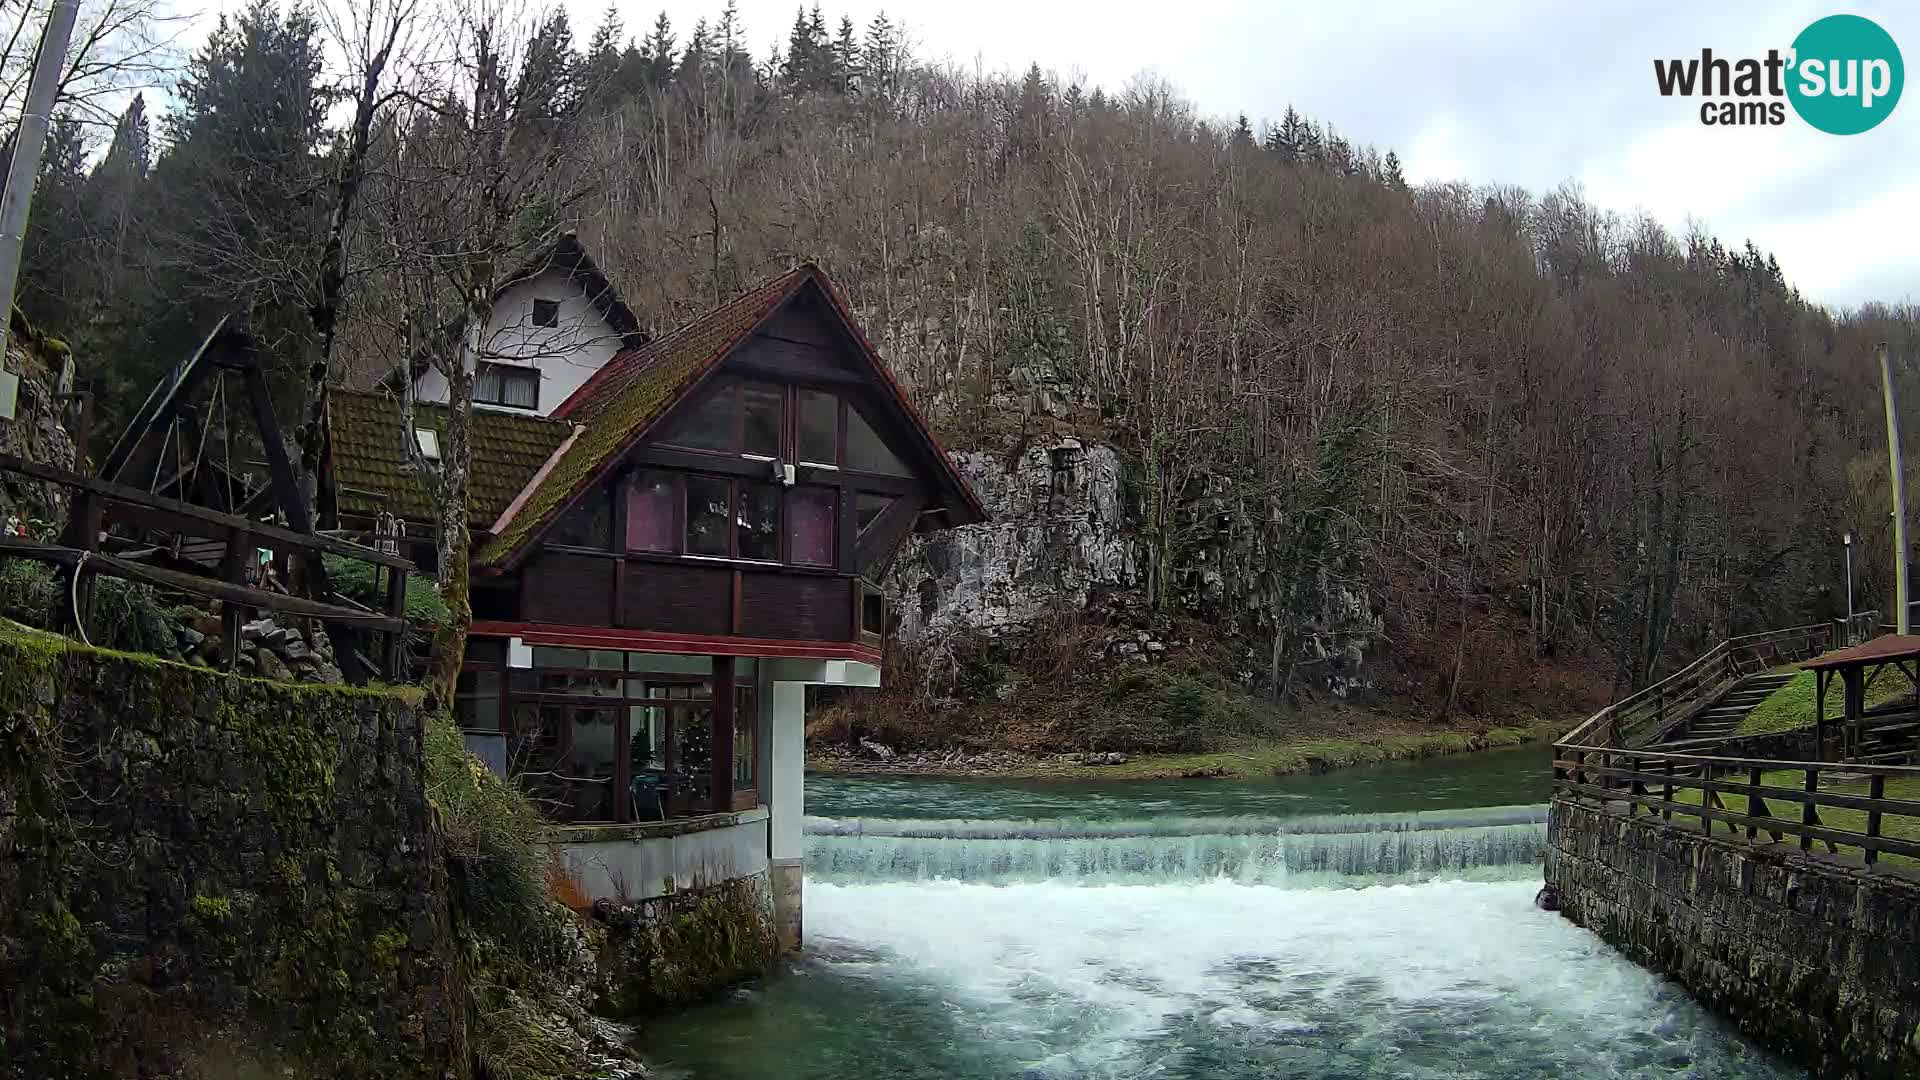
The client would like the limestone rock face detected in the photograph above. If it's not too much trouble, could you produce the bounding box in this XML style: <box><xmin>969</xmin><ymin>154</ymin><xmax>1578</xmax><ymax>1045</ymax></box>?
<box><xmin>892</xmin><ymin>438</ymin><xmax>1135</xmax><ymax>642</ymax></box>
<box><xmin>887</xmin><ymin>433</ymin><xmax>1381</xmax><ymax>697</ymax></box>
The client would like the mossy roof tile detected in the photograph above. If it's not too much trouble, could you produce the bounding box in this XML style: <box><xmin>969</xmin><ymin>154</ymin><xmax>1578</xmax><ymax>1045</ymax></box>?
<box><xmin>327</xmin><ymin>389</ymin><xmax>572</xmax><ymax>524</ymax></box>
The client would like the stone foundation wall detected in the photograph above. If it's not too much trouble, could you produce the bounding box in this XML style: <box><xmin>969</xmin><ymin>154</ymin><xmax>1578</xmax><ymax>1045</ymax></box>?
<box><xmin>0</xmin><ymin>627</ymin><xmax>463</xmax><ymax>1080</ymax></box>
<box><xmin>1547</xmin><ymin>796</ymin><xmax>1920</xmax><ymax>1079</ymax></box>
<box><xmin>594</xmin><ymin>873</ymin><xmax>779</xmax><ymax>1013</ymax></box>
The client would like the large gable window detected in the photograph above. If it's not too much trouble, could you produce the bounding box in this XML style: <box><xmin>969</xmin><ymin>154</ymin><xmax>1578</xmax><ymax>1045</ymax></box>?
<box><xmin>476</xmin><ymin>362</ymin><xmax>539</xmax><ymax>410</ymax></box>
<box><xmin>622</xmin><ymin>471</ymin><xmax>834</xmax><ymax>566</ymax></box>
<box><xmin>659</xmin><ymin>379</ymin><xmax>914</xmax><ymax>479</ymax></box>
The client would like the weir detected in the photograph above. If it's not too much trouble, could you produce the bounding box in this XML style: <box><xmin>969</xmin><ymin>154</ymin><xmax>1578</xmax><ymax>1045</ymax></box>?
<box><xmin>804</xmin><ymin>805</ymin><xmax>1548</xmax><ymax>886</ymax></box>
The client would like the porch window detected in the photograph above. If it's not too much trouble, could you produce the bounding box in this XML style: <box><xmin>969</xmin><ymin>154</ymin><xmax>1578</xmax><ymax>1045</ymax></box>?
<box><xmin>478</xmin><ymin>648</ymin><xmax>757</xmax><ymax>825</ymax></box>
<box><xmin>686</xmin><ymin>476</ymin><xmax>732</xmax><ymax>556</ymax></box>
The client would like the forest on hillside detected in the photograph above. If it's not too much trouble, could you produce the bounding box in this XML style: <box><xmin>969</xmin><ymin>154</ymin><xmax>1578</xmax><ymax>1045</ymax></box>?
<box><xmin>9</xmin><ymin>0</ymin><xmax>1920</xmax><ymax>720</ymax></box>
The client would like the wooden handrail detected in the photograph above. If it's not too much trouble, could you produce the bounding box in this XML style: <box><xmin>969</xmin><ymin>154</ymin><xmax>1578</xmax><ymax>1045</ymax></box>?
<box><xmin>1553</xmin><ymin>743</ymin><xmax>1920</xmax><ymax>865</ymax></box>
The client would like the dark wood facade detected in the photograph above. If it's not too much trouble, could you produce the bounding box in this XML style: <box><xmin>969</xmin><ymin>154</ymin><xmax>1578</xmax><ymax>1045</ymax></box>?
<box><xmin>478</xmin><ymin>289</ymin><xmax>957</xmax><ymax>661</ymax></box>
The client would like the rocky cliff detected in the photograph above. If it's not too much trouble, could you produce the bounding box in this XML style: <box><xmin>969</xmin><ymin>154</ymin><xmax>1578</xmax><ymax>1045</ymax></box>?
<box><xmin>885</xmin><ymin>430</ymin><xmax>1383</xmax><ymax>710</ymax></box>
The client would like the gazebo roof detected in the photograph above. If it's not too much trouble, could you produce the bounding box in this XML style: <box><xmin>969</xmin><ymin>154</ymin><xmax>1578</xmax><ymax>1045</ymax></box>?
<box><xmin>1802</xmin><ymin>634</ymin><xmax>1920</xmax><ymax>672</ymax></box>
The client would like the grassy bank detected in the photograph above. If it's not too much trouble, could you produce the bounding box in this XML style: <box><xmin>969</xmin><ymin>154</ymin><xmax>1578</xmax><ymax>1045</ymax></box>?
<box><xmin>812</xmin><ymin>716</ymin><xmax>1567</xmax><ymax>781</ymax></box>
<box><xmin>1737</xmin><ymin>667</ymin><xmax>1915</xmax><ymax>737</ymax></box>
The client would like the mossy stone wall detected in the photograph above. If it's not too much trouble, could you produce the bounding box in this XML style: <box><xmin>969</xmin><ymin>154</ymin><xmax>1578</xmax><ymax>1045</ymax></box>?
<box><xmin>596</xmin><ymin>873</ymin><xmax>779</xmax><ymax>1014</ymax></box>
<box><xmin>0</xmin><ymin>627</ymin><xmax>465</xmax><ymax>1079</ymax></box>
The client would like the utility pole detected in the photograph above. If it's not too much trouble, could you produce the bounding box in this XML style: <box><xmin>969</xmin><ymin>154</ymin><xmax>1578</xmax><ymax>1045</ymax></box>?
<box><xmin>1881</xmin><ymin>342</ymin><xmax>1910</xmax><ymax>635</ymax></box>
<box><xmin>0</xmin><ymin>0</ymin><xmax>82</xmax><ymax>363</ymax></box>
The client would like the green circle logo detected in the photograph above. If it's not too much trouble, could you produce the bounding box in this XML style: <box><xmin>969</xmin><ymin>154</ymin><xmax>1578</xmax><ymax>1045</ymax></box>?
<box><xmin>1788</xmin><ymin>14</ymin><xmax>1904</xmax><ymax>134</ymax></box>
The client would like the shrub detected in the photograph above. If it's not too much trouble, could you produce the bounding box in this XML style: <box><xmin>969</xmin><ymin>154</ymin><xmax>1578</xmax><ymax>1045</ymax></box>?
<box><xmin>0</xmin><ymin>557</ymin><xmax>190</xmax><ymax>655</ymax></box>
<box><xmin>323</xmin><ymin>554</ymin><xmax>449</xmax><ymax>628</ymax></box>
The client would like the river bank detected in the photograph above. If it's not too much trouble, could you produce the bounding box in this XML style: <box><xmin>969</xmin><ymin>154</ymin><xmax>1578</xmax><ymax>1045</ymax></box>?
<box><xmin>807</xmin><ymin>716</ymin><xmax>1567</xmax><ymax>781</ymax></box>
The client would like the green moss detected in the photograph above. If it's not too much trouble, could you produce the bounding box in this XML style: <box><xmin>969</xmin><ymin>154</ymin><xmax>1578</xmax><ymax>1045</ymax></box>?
<box><xmin>371</xmin><ymin>929</ymin><xmax>409</xmax><ymax>975</ymax></box>
<box><xmin>1738</xmin><ymin>667</ymin><xmax>1915</xmax><ymax>737</ymax></box>
<box><xmin>192</xmin><ymin>895</ymin><xmax>234</xmax><ymax>922</ymax></box>
<box><xmin>600</xmin><ymin>877</ymin><xmax>779</xmax><ymax>1014</ymax></box>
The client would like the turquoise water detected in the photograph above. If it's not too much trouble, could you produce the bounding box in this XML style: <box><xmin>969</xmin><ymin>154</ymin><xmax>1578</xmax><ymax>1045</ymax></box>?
<box><xmin>641</xmin><ymin>748</ymin><xmax>1800</xmax><ymax>1079</ymax></box>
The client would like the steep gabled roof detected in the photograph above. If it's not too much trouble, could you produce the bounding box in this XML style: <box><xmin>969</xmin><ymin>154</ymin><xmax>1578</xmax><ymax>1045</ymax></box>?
<box><xmin>380</xmin><ymin>231</ymin><xmax>647</xmax><ymax>391</ymax></box>
<box><xmin>477</xmin><ymin>263</ymin><xmax>986</xmax><ymax>568</ymax></box>
<box><xmin>327</xmin><ymin>388</ymin><xmax>573</xmax><ymax>523</ymax></box>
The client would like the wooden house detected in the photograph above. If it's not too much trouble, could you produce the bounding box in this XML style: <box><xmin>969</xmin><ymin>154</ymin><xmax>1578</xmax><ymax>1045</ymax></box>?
<box><xmin>321</xmin><ymin>252</ymin><xmax>984</xmax><ymax>948</ymax></box>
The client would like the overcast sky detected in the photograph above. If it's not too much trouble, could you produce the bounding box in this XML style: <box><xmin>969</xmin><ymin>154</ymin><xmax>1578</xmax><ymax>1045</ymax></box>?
<box><xmin>564</xmin><ymin>0</ymin><xmax>1915</xmax><ymax>309</ymax></box>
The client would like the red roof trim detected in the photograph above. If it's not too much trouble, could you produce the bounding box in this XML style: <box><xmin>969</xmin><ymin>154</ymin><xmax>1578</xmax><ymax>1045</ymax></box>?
<box><xmin>471</xmin><ymin>620</ymin><xmax>882</xmax><ymax>664</ymax></box>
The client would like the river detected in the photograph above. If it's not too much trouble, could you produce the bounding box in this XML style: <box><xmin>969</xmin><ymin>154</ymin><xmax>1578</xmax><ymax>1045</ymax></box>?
<box><xmin>639</xmin><ymin>746</ymin><xmax>1800</xmax><ymax>1078</ymax></box>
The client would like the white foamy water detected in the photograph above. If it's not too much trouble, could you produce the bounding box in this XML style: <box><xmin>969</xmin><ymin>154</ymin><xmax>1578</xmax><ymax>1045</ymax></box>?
<box><xmin>784</xmin><ymin>878</ymin><xmax>1796</xmax><ymax>1079</ymax></box>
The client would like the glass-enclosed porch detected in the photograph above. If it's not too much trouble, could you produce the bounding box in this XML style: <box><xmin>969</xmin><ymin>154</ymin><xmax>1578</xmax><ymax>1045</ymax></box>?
<box><xmin>455</xmin><ymin>638</ymin><xmax>759</xmax><ymax>824</ymax></box>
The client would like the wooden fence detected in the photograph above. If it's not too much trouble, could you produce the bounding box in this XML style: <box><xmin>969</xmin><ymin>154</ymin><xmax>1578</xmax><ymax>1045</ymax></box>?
<box><xmin>0</xmin><ymin>452</ymin><xmax>414</xmax><ymax>679</ymax></box>
<box><xmin>1559</xmin><ymin>618</ymin><xmax>1874</xmax><ymax>751</ymax></box>
<box><xmin>1553</xmin><ymin>745</ymin><xmax>1920</xmax><ymax>867</ymax></box>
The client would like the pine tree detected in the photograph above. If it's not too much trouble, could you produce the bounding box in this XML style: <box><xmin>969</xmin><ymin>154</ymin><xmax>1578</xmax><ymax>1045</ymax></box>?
<box><xmin>1063</xmin><ymin>82</ymin><xmax>1085</xmax><ymax>113</ymax></box>
<box><xmin>1382</xmin><ymin>150</ymin><xmax>1407</xmax><ymax>190</ymax></box>
<box><xmin>1014</xmin><ymin>63</ymin><xmax>1049</xmax><ymax>154</ymax></box>
<box><xmin>833</xmin><ymin>15</ymin><xmax>858</xmax><ymax>94</ymax></box>
<box><xmin>678</xmin><ymin>18</ymin><xmax>710</xmax><ymax>84</ymax></box>
<box><xmin>782</xmin><ymin>6</ymin><xmax>822</xmax><ymax>92</ymax></box>
<box><xmin>1230</xmin><ymin>113</ymin><xmax>1255</xmax><ymax>150</ymax></box>
<box><xmin>642</xmin><ymin>12</ymin><xmax>676</xmax><ymax>87</ymax></box>
<box><xmin>581</xmin><ymin>3</ymin><xmax>623</xmax><ymax>102</ymax></box>
<box><xmin>861</xmin><ymin>12</ymin><xmax>898</xmax><ymax>102</ymax></box>
<box><xmin>1271</xmin><ymin>106</ymin><xmax>1307</xmax><ymax>161</ymax></box>
<box><xmin>515</xmin><ymin>10</ymin><xmax>579</xmax><ymax>123</ymax></box>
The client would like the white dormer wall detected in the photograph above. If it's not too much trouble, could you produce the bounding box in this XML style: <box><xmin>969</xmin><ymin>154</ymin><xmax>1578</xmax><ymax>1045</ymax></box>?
<box><xmin>411</xmin><ymin>267</ymin><xmax>623</xmax><ymax>417</ymax></box>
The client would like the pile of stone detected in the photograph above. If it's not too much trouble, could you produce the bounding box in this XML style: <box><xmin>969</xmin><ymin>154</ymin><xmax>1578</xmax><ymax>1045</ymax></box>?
<box><xmin>174</xmin><ymin>607</ymin><xmax>346</xmax><ymax>684</ymax></box>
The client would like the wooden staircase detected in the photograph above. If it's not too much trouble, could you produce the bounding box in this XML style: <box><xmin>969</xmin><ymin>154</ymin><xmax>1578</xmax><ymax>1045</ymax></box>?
<box><xmin>1657</xmin><ymin>671</ymin><xmax>1798</xmax><ymax>746</ymax></box>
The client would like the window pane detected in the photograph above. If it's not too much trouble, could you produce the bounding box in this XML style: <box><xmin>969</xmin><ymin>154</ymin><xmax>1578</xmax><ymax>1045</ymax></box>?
<box><xmin>742</xmin><ymin>382</ymin><xmax>783</xmax><ymax>458</ymax></box>
<box><xmin>686</xmin><ymin>476</ymin><xmax>732</xmax><ymax>556</ymax></box>
<box><xmin>846</xmin><ymin>405</ymin><xmax>910</xmax><ymax>476</ymax></box>
<box><xmin>790</xmin><ymin>487</ymin><xmax>836</xmax><ymax>566</ymax></box>
<box><xmin>660</xmin><ymin>381</ymin><xmax>737</xmax><ymax>452</ymax></box>
<box><xmin>629</xmin><ymin>706</ymin><xmax>669</xmax><ymax>821</ymax></box>
<box><xmin>532</xmin><ymin>647</ymin><xmax>590</xmax><ymax>669</ymax></box>
<box><xmin>626</xmin><ymin>472</ymin><xmax>676</xmax><ymax>552</ymax></box>
<box><xmin>798</xmin><ymin>390</ymin><xmax>838</xmax><ymax>464</ymax></box>
<box><xmin>627</xmin><ymin>653</ymin><xmax>713</xmax><ymax>675</ymax></box>
<box><xmin>734</xmin><ymin>701</ymin><xmax>755</xmax><ymax>790</ymax></box>
<box><xmin>737</xmin><ymin>483</ymin><xmax>781</xmax><ymax>561</ymax></box>
<box><xmin>550</xmin><ymin>485</ymin><xmax>610</xmax><ymax>548</ymax></box>
<box><xmin>569</xmin><ymin>706</ymin><xmax>619</xmax><ymax>821</ymax></box>
<box><xmin>532</xmin><ymin>298</ymin><xmax>560</xmax><ymax>327</ymax></box>
<box><xmin>856</xmin><ymin>494</ymin><xmax>892</xmax><ymax>534</ymax></box>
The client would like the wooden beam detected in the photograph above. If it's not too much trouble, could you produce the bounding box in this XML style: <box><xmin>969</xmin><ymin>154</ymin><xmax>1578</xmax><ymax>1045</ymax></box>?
<box><xmin>0</xmin><ymin>453</ymin><xmax>413</xmax><ymax>569</ymax></box>
<box><xmin>855</xmin><ymin>493</ymin><xmax>926</xmax><ymax>570</ymax></box>
<box><xmin>711</xmin><ymin>656</ymin><xmax>735</xmax><ymax>815</ymax></box>
<box><xmin>0</xmin><ymin>535</ymin><xmax>405</xmax><ymax>632</ymax></box>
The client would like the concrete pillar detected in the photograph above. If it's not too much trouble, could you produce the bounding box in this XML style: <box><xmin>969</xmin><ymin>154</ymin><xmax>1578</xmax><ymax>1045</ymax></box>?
<box><xmin>767</xmin><ymin>680</ymin><xmax>806</xmax><ymax>951</ymax></box>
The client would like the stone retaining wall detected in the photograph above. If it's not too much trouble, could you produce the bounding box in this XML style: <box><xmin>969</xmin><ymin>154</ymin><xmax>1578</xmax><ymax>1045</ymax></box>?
<box><xmin>0</xmin><ymin>626</ymin><xmax>463</xmax><ymax>1079</ymax></box>
<box><xmin>1547</xmin><ymin>796</ymin><xmax>1920</xmax><ymax>1078</ymax></box>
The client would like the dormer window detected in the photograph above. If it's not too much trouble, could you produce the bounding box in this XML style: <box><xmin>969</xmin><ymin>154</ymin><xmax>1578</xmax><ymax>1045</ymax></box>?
<box><xmin>660</xmin><ymin>378</ymin><xmax>911</xmax><ymax>477</ymax></box>
<box><xmin>531</xmin><ymin>298</ymin><xmax>560</xmax><ymax>328</ymax></box>
<box><xmin>475</xmin><ymin>362</ymin><xmax>539</xmax><ymax>410</ymax></box>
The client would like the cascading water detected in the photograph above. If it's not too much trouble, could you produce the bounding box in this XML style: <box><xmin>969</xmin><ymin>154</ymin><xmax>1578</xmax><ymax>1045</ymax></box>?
<box><xmin>641</xmin><ymin>751</ymin><xmax>1801</xmax><ymax>1079</ymax></box>
<box><xmin>804</xmin><ymin>806</ymin><xmax>1549</xmax><ymax>886</ymax></box>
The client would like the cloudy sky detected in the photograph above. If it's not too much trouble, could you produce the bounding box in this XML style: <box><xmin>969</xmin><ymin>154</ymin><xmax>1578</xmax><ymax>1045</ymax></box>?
<box><xmin>567</xmin><ymin>0</ymin><xmax>1915</xmax><ymax>309</ymax></box>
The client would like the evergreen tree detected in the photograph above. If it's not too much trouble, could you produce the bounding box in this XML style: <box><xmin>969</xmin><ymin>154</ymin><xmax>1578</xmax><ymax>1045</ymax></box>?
<box><xmin>715</xmin><ymin>0</ymin><xmax>749</xmax><ymax>82</ymax></box>
<box><xmin>1014</xmin><ymin>63</ymin><xmax>1049</xmax><ymax>153</ymax></box>
<box><xmin>15</xmin><ymin>114</ymin><xmax>91</xmax><ymax>331</ymax></box>
<box><xmin>1382</xmin><ymin>150</ymin><xmax>1407</xmax><ymax>190</ymax></box>
<box><xmin>1270</xmin><ymin>106</ymin><xmax>1307</xmax><ymax>160</ymax></box>
<box><xmin>677</xmin><ymin>18</ymin><xmax>711</xmax><ymax>84</ymax></box>
<box><xmin>860</xmin><ymin>12</ymin><xmax>899</xmax><ymax>102</ymax></box>
<box><xmin>1230</xmin><ymin>113</ymin><xmax>1255</xmax><ymax>150</ymax></box>
<box><xmin>781</xmin><ymin>6</ymin><xmax>823</xmax><ymax>92</ymax></box>
<box><xmin>581</xmin><ymin>3</ymin><xmax>623</xmax><ymax>102</ymax></box>
<box><xmin>1063</xmin><ymin>82</ymin><xmax>1085</xmax><ymax>113</ymax></box>
<box><xmin>515</xmin><ymin>10</ymin><xmax>580</xmax><ymax>124</ymax></box>
<box><xmin>833</xmin><ymin>15</ymin><xmax>858</xmax><ymax>94</ymax></box>
<box><xmin>642</xmin><ymin>11</ymin><xmax>677</xmax><ymax>87</ymax></box>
